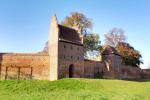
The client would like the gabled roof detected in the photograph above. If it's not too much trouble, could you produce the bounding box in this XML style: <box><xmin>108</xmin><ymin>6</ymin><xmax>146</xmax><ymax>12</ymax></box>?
<box><xmin>58</xmin><ymin>24</ymin><xmax>82</xmax><ymax>45</ymax></box>
<box><xmin>102</xmin><ymin>45</ymin><xmax>120</xmax><ymax>56</ymax></box>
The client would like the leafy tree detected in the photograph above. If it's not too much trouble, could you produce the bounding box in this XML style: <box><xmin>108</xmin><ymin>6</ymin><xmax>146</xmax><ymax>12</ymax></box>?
<box><xmin>105</xmin><ymin>28</ymin><xmax>126</xmax><ymax>47</ymax></box>
<box><xmin>84</xmin><ymin>34</ymin><xmax>101</xmax><ymax>59</ymax></box>
<box><xmin>62</xmin><ymin>12</ymin><xmax>92</xmax><ymax>35</ymax></box>
<box><xmin>116</xmin><ymin>42</ymin><xmax>143</xmax><ymax>67</ymax></box>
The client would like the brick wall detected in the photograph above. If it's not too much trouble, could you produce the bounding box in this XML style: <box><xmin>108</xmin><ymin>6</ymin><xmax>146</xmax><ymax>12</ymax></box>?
<box><xmin>58</xmin><ymin>41</ymin><xmax>84</xmax><ymax>79</ymax></box>
<box><xmin>0</xmin><ymin>53</ymin><xmax>49</xmax><ymax>80</ymax></box>
<box><xmin>141</xmin><ymin>69</ymin><xmax>150</xmax><ymax>79</ymax></box>
<box><xmin>0</xmin><ymin>53</ymin><xmax>150</xmax><ymax>80</ymax></box>
<box><xmin>120</xmin><ymin>66</ymin><xmax>142</xmax><ymax>79</ymax></box>
<box><xmin>84</xmin><ymin>59</ymin><xmax>105</xmax><ymax>78</ymax></box>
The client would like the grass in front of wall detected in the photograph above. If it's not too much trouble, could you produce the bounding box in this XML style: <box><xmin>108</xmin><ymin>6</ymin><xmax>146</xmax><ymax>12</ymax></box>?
<box><xmin>0</xmin><ymin>78</ymin><xmax>150</xmax><ymax>100</ymax></box>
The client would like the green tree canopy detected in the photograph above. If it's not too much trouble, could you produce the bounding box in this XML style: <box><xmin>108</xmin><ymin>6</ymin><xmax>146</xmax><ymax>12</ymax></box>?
<box><xmin>84</xmin><ymin>34</ymin><xmax>101</xmax><ymax>59</ymax></box>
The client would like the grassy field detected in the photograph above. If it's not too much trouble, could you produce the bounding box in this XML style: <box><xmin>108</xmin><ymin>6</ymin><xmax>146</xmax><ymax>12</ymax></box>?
<box><xmin>0</xmin><ymin>78</ymin><xmax>150</xmax><ymax>100</ymax></box>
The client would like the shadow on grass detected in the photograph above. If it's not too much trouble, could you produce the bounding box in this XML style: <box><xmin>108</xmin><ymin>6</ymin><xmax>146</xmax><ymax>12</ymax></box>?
<box><xmin>77</xmin><ymin>77</ymin><xmax>150</xmax><ymax>82</ymax></box>
<box><xmin>122</xmin><ymin>78</ymin><xmax>150</xmax><ymax>82</ymax></box>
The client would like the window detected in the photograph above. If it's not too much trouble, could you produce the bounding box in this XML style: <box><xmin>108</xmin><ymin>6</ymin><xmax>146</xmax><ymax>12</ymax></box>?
<box><xmin>64</xmin><ymin>55</ymin><xmax>66</xmax><ymax>59</ymax></box>
<box><xmin>64</xmin><ymin>45</ymin><xmax>66</xmax><ymax>48</ymax></box>
<box><xmin>71</xmin><ymin>56</ymin><xmax>73</xmax><ymax>59</ymax></box>
<box><xmin>71</xmin><ymin>46</ymin><xmax>73</xmax><ymax>50</ymax></box>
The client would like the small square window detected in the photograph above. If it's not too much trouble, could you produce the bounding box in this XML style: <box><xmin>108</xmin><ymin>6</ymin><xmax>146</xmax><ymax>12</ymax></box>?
<box><xmin>64</xmin><ymin>45</ymin><xmax>66</xmax><ymax>48</ymax></box>
<box><xmin>64</xmin><ymin>55</ymin><xmax>66</xmax><ymax>59</ymax></box>
<box><xmin>71</xmin><ymin>56</ymin><xmax>73</xmax><ymax>59</ymax></box>
<box><xmin>71</xmin><ymin>46</ymin><xmax>73</xmax><ymax>50</ymax></box>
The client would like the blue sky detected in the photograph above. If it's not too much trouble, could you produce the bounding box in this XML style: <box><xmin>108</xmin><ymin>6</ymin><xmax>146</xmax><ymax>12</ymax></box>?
<box><xmin>0</xmin><ymin>0</ymin><xmax>150</xmax><ymax>69</ymax></box>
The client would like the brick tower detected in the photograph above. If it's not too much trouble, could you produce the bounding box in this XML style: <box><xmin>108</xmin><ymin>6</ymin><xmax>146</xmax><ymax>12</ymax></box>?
<box><xmin>102</xmin><ymin>45</ymin><xmax>122</xmax><ymax>78</ymax></box>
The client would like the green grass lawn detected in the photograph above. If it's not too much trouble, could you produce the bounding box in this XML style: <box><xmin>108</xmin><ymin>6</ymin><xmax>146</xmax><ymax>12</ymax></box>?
<box><xmin>0</xmin><ymin>78</ymin><xmax>150</xmax><ymax>100</ymax></box>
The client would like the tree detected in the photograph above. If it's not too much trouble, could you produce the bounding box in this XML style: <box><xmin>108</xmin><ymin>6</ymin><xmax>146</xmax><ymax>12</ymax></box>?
<box><xmin>104</xmin><ymin>28</ymin><xmax>126</xmax><ymax>47</ymax></box>
<box><xmin>62</xmin><ymin>12</ymin><xmax>92</xmax><ymax>35</ymax></box>
<box><xmin>84</xmin><ymin>34</ymin><xmax>101</xmax><ymax>59</ymax></box>
<box><xmin>62</xmin><ymin>12</ymin><xmax>101</xmax><ymax>58</ymax></box>
<box><xmin>116</xmin><ymin>42</ymin><xmax>143</xmax><ymax>67</ymax></box>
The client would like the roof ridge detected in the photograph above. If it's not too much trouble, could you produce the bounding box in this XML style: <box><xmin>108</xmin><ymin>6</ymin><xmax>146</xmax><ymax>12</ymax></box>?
<box><xmin>58</xmin><ymin>24</ymin><xmax>77</xmax><ymax>31</ymax></box>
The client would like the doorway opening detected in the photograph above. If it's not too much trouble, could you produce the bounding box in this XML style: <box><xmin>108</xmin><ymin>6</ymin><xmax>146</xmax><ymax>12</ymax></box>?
<box><xmin>69</xmin><ymin>64</ymin><xmax>74</xmax><ymax>78</ymax></box>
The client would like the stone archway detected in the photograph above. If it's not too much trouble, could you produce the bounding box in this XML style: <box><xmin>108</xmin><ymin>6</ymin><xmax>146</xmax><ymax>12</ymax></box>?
<box><xmin>69</xmin><ymin>64</ymin><xmax>74</xmax><ymax>78</ymax></box>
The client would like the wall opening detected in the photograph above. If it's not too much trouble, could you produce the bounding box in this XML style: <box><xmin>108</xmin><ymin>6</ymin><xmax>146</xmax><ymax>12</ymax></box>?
<box><xmin>69</xmin><ymin>64</ymin><xmax>74</xmax><ymax>78</ymax></box>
